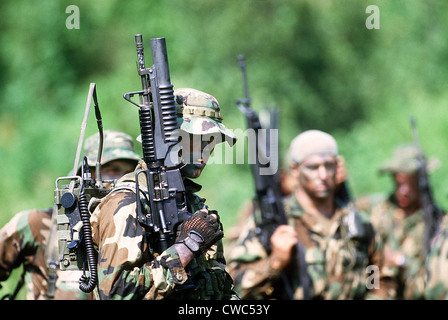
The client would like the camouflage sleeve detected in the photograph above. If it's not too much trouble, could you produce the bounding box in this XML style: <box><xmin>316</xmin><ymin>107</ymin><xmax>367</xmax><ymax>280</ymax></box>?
<box><xmin>363</xmin><ymin>222</ymin><xmax>397</xmax><ymax>300</ymax></box>
<box><xmin>226</xmin><ymin>217</ymin><xmax>282</xmax><ymax>299</ymax></box>
<box><xmin>0</xmin><ymin>210</ymin><xmax>45</xmax><ymax>280</ymax></box>
<box><xmin>425</xmin><ymin>216</ymin><xmax>448</xmax><ymax>300</ymax></box>
<box><xmin>91</xmin><ymin>191</ymin><xmax>189</xmax><ymax>300</ymax></box>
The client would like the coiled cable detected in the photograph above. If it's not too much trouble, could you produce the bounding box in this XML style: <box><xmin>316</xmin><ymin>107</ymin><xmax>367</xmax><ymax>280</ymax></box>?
<box><xmin>78</xmin><ymin>157</ymin><xmax>98</xmax><ymax>293</ymax></box>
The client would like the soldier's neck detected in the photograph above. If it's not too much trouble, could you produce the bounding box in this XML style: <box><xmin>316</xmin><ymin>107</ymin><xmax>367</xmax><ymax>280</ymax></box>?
<box><xmin>295</xmin><ymin>188</ymin><xmax>335</xmax><ymax>219</ymax></box>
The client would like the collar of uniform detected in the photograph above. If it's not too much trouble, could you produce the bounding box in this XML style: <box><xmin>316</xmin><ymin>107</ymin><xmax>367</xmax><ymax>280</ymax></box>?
<box><xmin>285</xmin><ymin>193</ymin><xmax>349</xmax><ymax>237</ymax></box>
<box><xmin>284</xmin><ymin>193</ymin><xmax>346</xmax><ymax>218</ymax></box>
<box><xmin>183</xmin><ymin>178</ymin><xmax>202</xmax><ymax>193</ymax></box>
<box><xmin>284</xmin><ymin>193</ymin><xmax>305</xmax><ymax>218</ymax></box>
<box><xmin>113</xmin><ymin>167</ymin><xmax>203</xmax><ymax>195</ymax></box>
<box><xmin>114</xmin><ymin>170</ymin><xmax>140</xmax><ymax>189</ymax></box>
<box><xmin>390</xmin><ymin>203</ymin><xmax>425</xmax><ymax>229</ymax></box>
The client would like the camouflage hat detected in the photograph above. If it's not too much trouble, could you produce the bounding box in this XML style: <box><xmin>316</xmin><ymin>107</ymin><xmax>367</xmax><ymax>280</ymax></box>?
<box><xmin>379</xmin><ymin>144</ymin><xmax>440</xmax><ymax>174</ymax></box>
<box><xmin>288</xmin><ymin>130</ymin><xmax>338</xmax><ymax>165</ymax></box>
<box><xmin>83</xmin><ymin>130</ymin><xmax>141</xmax><ymax>167</ymax></box>
<box><xmin>174</xmin><ymin>88</ymin><xmax>237</xmax><ymax>146</ymax></box>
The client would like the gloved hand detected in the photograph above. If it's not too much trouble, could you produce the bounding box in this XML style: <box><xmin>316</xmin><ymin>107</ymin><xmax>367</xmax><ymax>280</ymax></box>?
<box><xmin>175</xmin><ymin>210</ymin><xmax>223</xmax><ymax>255</ymax></box>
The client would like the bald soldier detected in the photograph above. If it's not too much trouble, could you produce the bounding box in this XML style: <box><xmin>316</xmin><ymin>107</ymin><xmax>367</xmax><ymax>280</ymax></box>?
<box><xmin>227</xmin><ymin>130</ymin><xmax>392</xmax><ymax>299</ymax></box>
<box><xmin>90</xmin><ymin>88</ymin><xmax>238</xmax><ymax>300</ymax></box>
<box><xmin>0</xmin><ymin>130</ymin><xmax>140</xmax><ymax>299</ymax></box>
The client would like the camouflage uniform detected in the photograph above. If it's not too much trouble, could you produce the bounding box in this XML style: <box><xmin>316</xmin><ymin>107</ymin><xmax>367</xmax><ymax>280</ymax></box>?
<box><xmin>227</xmin><ymin>197</ymin><xmax>389</xmax><ymax>299</ymax></box>
<box><xmin>0</xmin><ymin>130</ymin><xmax>140</xmax><ymax>299</ymax></box>
<box><xmin>366</xmin><ymin>144</ymin><xmax>439</xmax><ymax>299</ymax></box>
<box><xmin>425</xmin><ymin>214</ymin><xmax>448</xmax><ymax>299</ymax></box>
<box><xmin>368</xmin><ymin>198</ymin><xmax>426</xmax><ymax>299</ymax></box>
<box><xmin>90</xmin><ymin>88</ymin><xmax>238</xmax><ymax>300</ymax></box>
<box><xmin>0</xmin><ymin>207</ymin><xmax>91</xmax><ymax>300</ymax></box>
<box><xmin>227</xmin><ymin>130</ymin><xmax>391</xmax><ymax>300</ymax></box>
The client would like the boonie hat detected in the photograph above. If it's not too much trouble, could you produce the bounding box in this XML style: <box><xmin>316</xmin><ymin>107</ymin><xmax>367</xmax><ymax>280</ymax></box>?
<box><xmin>84</xmin><ymin>130</ymin><xmax>141</xmax><ymax>167</ymax></box>
<box><xmin>379</xmin><ymin>144</ymin><xmax>440</xmax><ymax>174</ymax></box>
<box><xmin>174</xmin><ymin>88</ymin><xmax>237</xmax><ymax>146</ymax></box>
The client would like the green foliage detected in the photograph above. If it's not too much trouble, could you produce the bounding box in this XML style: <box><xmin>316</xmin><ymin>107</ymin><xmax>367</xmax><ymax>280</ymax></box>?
<box><xmin>1</xmin><ymin>0</ymin><xmax>448</xmax><ymax>298</ymax></box>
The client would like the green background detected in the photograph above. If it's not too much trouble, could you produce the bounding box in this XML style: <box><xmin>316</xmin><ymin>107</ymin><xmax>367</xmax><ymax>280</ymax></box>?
<box><xmin>1</xmin><ymin>0</ymin><xmax>448</xmax><ymax>299</ymax></box>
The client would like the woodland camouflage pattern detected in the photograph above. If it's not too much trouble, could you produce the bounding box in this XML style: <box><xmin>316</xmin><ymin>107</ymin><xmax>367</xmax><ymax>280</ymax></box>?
<box><xmin>90</xmin><ymin>162</ymin><xmax>236</xmax><ymax>299</ymax></box>
<box><xmin>364</xmin><ymin>144</ymin><xmax>435</xmax><ymax>299</ymax></box>
<box><xmin>227</xmin><ymin>195</ymin><xmax>393</xmax><ymax>300</ymax></box>
<box><xmin>83</xmin><ymin>130</ymin><xmax>141</xmax><ymax>168</ymax></box>
<box><xmin>379</xmin><ymin>144</ymin><xmax>440</xmax><ymax>175</ymax></box>
<box><xmin>0</xmin><ymin>130</ymin><xmax>139</xmax><ymax>299</ymax></box>
<box><xmin>425</xmin><ymin>214</ymin><xmax>448</xmax><ymax>299</ymax></box>
<box><xmin>368</xmin><ymin>197</ymin><xmax>426</xmax><ymax>299</ymax></box>
<box><xmin>0</xmin><ymin>208</ymin><xmax>92</xmax><ymax>299</ymax></box>
<box><xmin>87</xmin><ymin>88</ymin><xmax>237</xmax><ymax>299</ymax></box>
<box><xmin>175</xmin><ymin>88</ymin><xmax>237</xmax><ymax>146</ymax></box>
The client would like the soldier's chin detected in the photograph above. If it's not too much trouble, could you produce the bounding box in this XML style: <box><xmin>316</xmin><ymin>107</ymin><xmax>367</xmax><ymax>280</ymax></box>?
<box><xmin>314</xmin><ymin>189</ymin><xmax>331</xmax><ymax>199</ymax></box>
<box><xmin>180</xmin><ymin>164</ymin><xmax>204</xmax><ymax>179</ymax></box>
<box><xmin>188</xmin><ymin>170</ymin><xmax>203</xmax><ymax>179</ymax></box>
<box><xmin>397</xmin><ymin>197</ymin><xmax>410</xmax><ymax>208</ymax></box>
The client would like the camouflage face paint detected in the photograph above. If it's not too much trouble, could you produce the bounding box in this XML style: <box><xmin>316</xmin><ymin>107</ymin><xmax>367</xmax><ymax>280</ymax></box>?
<box><xmin>298</xmin><ymin>154</ymin><xmax>337</xmax><ymax>199</ymax></box>
<box><xmin>179</xmin><ymin>134</ymin><xmax>217</xmax><ymax>179</ymax></box>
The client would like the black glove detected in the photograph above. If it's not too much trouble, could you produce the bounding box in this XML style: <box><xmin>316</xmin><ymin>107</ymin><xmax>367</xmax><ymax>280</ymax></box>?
<box><xmin>175</xmin><ymin>210</ymin><xmax>224</xmax><ymax>255</ymax></box>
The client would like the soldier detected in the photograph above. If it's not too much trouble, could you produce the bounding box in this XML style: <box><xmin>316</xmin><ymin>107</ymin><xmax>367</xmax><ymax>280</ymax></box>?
<box><xmin>224</xmin><ymin>155</ymin><xmax>349</xmax><ymax>266</ymax></box>
<box><xmin>367</xmin><ymin>144</ymin><xmax>441</xmax><ymax>299</ymax></box>
<box><xmin>227</xmin><ymin>130</ymin><xmax>391</xmax><ymax>299</ymax></box>
<box><xmin>0</xmin><ymin>130</ymin><xmax>140</xmax><ymax>299</ymax></box>
<box><xmin>90</xmin><ymin>88</ymin><xmax>238</xmax><ymax>300</ymax></box>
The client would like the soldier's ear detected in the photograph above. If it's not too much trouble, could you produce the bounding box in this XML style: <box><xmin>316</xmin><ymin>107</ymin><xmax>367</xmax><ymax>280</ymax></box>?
<box><xmin>290</xmin><ymin>162</ymin><xmax>300</xmax><ymax>179</ymax></box>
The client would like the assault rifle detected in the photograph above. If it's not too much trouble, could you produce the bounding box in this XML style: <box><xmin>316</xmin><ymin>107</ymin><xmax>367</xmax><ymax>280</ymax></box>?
<box><xmin>410</xmin><ymin>116</ymin><xmax>444</xmax><ymax>256</ymax></box>
<box><xmin>235</xmin><ymin>54</ymin><xmax>285</xmax><ymax>246</ymax></box>
<box><xmin>123</xmin><ymin>34</ymin><xmax>190</xmax><ymax>253</ymax></box>
<box><xmin>54</xmin><ymin>83</ymin><xmax>110</xmax><ymax>293</ymax></box>
<box><xmin>235</xmin><ymin>54</ymin><xmax>310</xmax><ymax>299</ymax></box>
